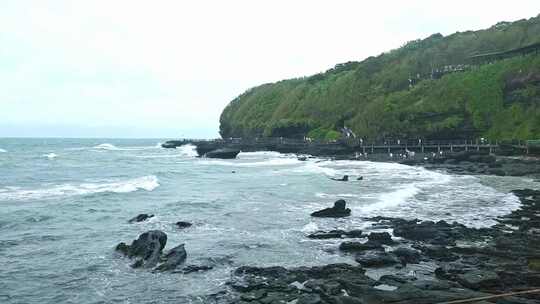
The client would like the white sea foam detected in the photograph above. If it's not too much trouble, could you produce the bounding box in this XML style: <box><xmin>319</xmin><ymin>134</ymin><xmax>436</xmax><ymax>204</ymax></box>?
<box><xmin>91</xmin><ymin>143</ymin><xmax>159</xmax><ymax>151</ymax></box>
<box><xmin>198</xmin><ymin>157</ymin><xmax>299</xmax><ymax>167</ymax></box>
<box><xmin>301</xmin><ymin>222</ymin><xmax>319</xmax><ymax>233</ymax></box>
<box><xmin>361</xmin><ymin>185</ymin><xmax>421</xmax><ymax>213</ymax></box>
<box><xmin>0</xmin><ymin>148</ymin><xmax>6</xmax><ymax>153</ymax></box>
<box><xmin>316</xmin><ymin>193</ymin><xmax>360</xmax><ymax>198</ymax></box>
<box><xmin>238</xmin><ymin>151</ymin><xmax>285</xmax><ymax>159</ymax></box>
<box><xmin>292</xmin><ymin>162</ymin><xmax>339</xmax><ymax>176</ymax></box>
<box><xmin>177</xmin><ymin>144</ymin><xmax>198</xmax><ymax>157</ymax></box>
<box><xmin>93</xmin><ymin>143</ymin><xmax>119</xmax><ymax>150</ymax></box>
<box><xmin>0</xmin><ymin>175</ymin><xmax>159</xmax><ymax>201</ymax></box>
<box><xmin>43</xmin><ymin>153</ymin><xmax>58</xmax><ymax>159</ymax></box>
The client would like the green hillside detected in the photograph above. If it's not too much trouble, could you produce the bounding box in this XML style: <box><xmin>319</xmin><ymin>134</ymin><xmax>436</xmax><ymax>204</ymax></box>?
<box><xmin>219</xmin><ymin>15</ymin><xmax>540</xmax><ymax>141</ymax></box>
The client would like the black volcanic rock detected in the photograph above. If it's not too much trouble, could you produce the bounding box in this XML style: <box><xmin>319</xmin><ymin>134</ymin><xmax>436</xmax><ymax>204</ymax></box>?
<box><xmin>393</xmin><ymin>247</ymin><xmax>422</xmax><ymax>265</ymax></box>
<box><xmin>224</xmin><ymin>189</ymin><xmax>540</xmax><ymax>303</ymax></box>
<box><xmin>307</xmin><ymin>229</ymin><xmax>363</xmax><ymax>239</ymax></box>
<box><xmin>115</xmin><ymin>230</ymin><xmax>187</xmax><ymax>271</ymax></box>
<box><xmin>176</xmin><ymin>221</ymin><xmax>193</xmax><ymax>229</ymax></box>
<box><xmin>128</xmin><ymin>213</ymin><xmax>154</xmax><ymax>223</ymax></box>
<box><xmin>367</xmin><ymin>232</ymin><xmax>394</xmax><ymax>245</ymax></box>
<box><xmin>205</xmin><ymin>148</ymin><xmax>240</xmax><ymax>159</ymax></box>
<box><xmin>310</xmin><ymin>199</ymin><xmax>351</xmax><ymax>218</ymax></box>
<box><xmin>155</xmin><ymin>244</ymin><xmax>187</xmax><ymax>271</ymax></box>
<box><xmin>116</xmin><ymin>230</ymin><xmax>167</xmax><ymax>268</ymax></box>
<box><xmin>355</xmin><ymin>251</ymin><xmax>400</xmax><ymax>267</ymax></box>
<box><xmin>339</xmin><ymin>241</ymin><xmax>384</xmax><ymax>252</ymax></box>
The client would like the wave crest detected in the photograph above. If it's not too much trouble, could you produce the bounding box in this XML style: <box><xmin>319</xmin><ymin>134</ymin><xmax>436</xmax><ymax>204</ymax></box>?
<box><xmin>93</xmin><ymin>143</ymin><xmax>119</xmax><ymax>150</ymax></box>
<box><xmin>178</xmin><ymin>144</ymin><xmax>198</xmax><ymax>157</ymax></box>
<box><xmin>43</xmin><ymin>153</ymin><xmax>58</xmax><ymax>159</ymax></box>
<box><xmin>0</xmin><ymin>175</ymin><xmax>159</xmax><ymax>201</ymax></box>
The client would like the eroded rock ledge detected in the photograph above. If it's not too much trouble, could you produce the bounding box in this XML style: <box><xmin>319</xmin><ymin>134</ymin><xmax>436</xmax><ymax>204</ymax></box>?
<box><xmin>217</xmin><ymin>189</ymin><xmax>540</xmax><ymax>304</ymax></box>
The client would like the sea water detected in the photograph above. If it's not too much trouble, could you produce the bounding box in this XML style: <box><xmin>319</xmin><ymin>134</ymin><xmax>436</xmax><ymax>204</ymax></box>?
<box><xmin>0</xmin><ymin>138</ymin><xmax>537</xmax><ymax>303</ymax></box>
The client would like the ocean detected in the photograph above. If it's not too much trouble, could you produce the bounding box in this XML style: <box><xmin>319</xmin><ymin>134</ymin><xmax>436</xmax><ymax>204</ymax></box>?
<box><xmin>0</xmin><ymin>138</ymin><xmax>537</xmax><ymax>303</ymax></box>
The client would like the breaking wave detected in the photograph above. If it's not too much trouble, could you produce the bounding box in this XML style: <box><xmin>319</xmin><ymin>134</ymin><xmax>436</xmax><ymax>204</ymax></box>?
<box><xmin>198</xmin><ymin>157</ymin><xmax>299</xmax><ymax>167</ymax></box>
<box><xmin>43</xmin><ymin>153</ymin><xmax>58</xmax><ymax>159</ymax></box>
<box><xmin>0</xmin><ymin>175</ymin><xmax>159</xmax><ymax>201</ymax></box>
<box><xmin>178</xmin><ymin>144</ymin><xmax>198</xmax><ymax>157</ymax></box>
<box><xmin>91</xmin><ymin>143</ymin><xmax>160</xmax><ymax>151</ymax></box>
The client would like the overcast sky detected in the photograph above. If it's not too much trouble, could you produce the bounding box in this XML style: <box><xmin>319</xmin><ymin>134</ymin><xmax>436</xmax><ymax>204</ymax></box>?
<box><xmin>2</xmin><ymin>1</ymin><xmax>539</xmax><ymax>138</ymax></box>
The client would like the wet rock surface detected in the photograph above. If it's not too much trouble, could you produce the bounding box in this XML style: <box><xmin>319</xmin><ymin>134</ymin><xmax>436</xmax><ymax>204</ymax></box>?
<box><xmin>220</xmin><ymin>189</ymin><xmax>540</xmax><ymax>304</ymax></box>
<box><xmin>176</xmin><ymin>221</ymin><xmax>193</xmax><ymax>229</ymax></box>
<box><xmin>308</xmin><ymin>230</ymin><xmax>363</xmax><ymax>239</ymax></box>
<box><xmin>402</xmin><ymin>151</ymin><xmax>540</xmax><ymax>178</ymax></box>
<box><xmin>311</xmin><ymin>200</ymin><xmax>351</xmax><ymax>218</ymax></box>
<box><xmin>128</xmin><ymin>213</ymin><xmax>154</xmax><ymax>223</ymax></box>
<box><xmin>205</xmin><ymin>148</ymin><xmax>241</xmax><ymax>159</ymax></box>
<box><xmin>115</xmin><ymin>230</ymin><xmax>187</xmax><ymax>271</ymax></box>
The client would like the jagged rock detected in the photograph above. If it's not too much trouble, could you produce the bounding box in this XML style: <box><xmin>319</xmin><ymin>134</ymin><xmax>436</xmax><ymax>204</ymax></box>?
<box><xmin>311</xmin><ymin>200</ymin><xmax>351</xmax><ymax>218</ymax></box>
<box><xmin>178</xmin><ymin>264</ymin><xmax>213</xmax><ymax>274</ymax></box>
<box><xmin>155</xmin><ymin>244</ymin><xmax>187</xmax><ymax>271</ymax></box>
<box><xmin>115</xmin><ymin>231</ymin><xmax>187</xmax><ymax>271</ymax></box>
<box><xmin>128</xmin><ymin>213</ymin><xmax>154</xmax><ymax>223</ymax></box>
<box><xmin>308</xmin><ymin>229</ymin><xmax>363</xmax><ymax>239</ymax></box>
<box><xmin>308</xmin><ymin>230</ymin><xmax>347</xmax><ymax>239</ymax></box>
<box><xmin>115</xmin><ymin>230</ymin><xmax>167</xmax><ymax>268</ymax></box>
<box><xmin>205</xmin><ymin>148</ymin><xmax>240</xmax><ymax>159</ymax></box>
<box><xmin>339</xmin><ymin>241</ymin><xmax>384</xmax><ymax>252</ymax></box>
<box><xmin>367</xmin><ymin>232</ymin><xmax>394</xmax><ymax>245</ymax></box>
<box><xmin>456</xmin><ymin>270</ymin><xmax>500</xmax><ymax>290</ymax></box>
<box><xmin>176</xmin><ymin>221</ymin><xmax>193</xmax><ymax>229</ymax></box>
<box><xmin>415</xmin><ymin>245</ymin><xmax>459</xmax><ymax>262</ymax></box>
<box><xmin>393</xmin><ymin>247</ymin><xmax>422</xmax><ymax>265</ymax></box>
<box><xmin>331</xmin><ymin>175</ymin><xmax>349</xmax><ymax>181</ymax></box>
<box><xmin>355</xmin><ymin>251</ymin><xmax>400</xmax><ymax>267</ymax></box>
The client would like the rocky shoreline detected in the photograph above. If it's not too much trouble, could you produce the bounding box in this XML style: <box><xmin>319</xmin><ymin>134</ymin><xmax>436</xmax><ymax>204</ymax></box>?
<box><xmin>163</xmin><ymin>139</ymin><xmax>540</xmax><ymax>179</ymax></box>
<box><xmin>399</xmin><ymin>151</ymin><xmax>540</xmax><ymax>180</ymax></box>
<box><xmin>213</xmin><ymin>189</ymin><xmax>540</xmax><ymax>303</ymax></box>
<box><xmin>115</xmin><ymin>189</ymin><xmax>540</xmax><ymax>303</ymax></box>
<box><xmin>115</xmin><ymin>146</ymin><xmax>540</xmax><ymax>303</ymax></box>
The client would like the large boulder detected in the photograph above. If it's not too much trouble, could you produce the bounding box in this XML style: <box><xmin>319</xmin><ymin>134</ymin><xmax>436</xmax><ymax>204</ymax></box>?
<box><xmin>155</xmin><ymin>245</ymin><xmax>187</xmax><ymax>271</ymax></box>
<box><xmin>311</xmin><ymin>200</ymin><xmax>351</xmax><ymax>218</ymax></box>
<box><xmin>116</xmin><ymin>230</ymin><xmax>167</xmax><ymax>268</ymax></box>
<box><xmin>115</xmin><ymin>230</ymin><xmax>186</xmax><ymax>271</ymax></box>
<box><xmin>355</xmin><ymin>252</ymin><xmax>400</xmax><ymax>267</ymax></box>
<box><xmin>339</xmin><ymin>241</ymin><xmax>384</xmax><ymax>252</ymax></box>
<box><xmin>392</xmin><ymin>247</ymin><xmax>422</xmax><ymax>265</ymax></box>
<box><xmin>367</xmin><ymin>232</ymin><xmax>394</xmax><ymax>245</ymax></box>
<box><xmin>204</xmin><ymin>148</ymin><xmax>240</xmax><ymax>159</ymax></box>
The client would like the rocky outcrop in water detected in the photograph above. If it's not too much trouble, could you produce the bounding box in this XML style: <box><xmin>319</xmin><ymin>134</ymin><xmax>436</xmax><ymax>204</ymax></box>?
<box><xmin>155</xmin><ymin>244</ymin><xmax>187</xmax><ymax>271</ymax></box>
<box><xmin>311</xmin><ymin>199</ymin><xmax>351</xmax><ymax>218</ymax></box>
<box><xmin>128</xmin><ymin>213</ymin><xmax>154</xmax><ymax>223</ymax></box>
<box><xmin>115</xmin><ymin>230</ymin><xmax>187</xmax><ymax>271</ymax></box>
<box><xmin>205</xmin><ymin>148</ymin><xmax>241</xmax><ymax>159</ymax></box>
<box><xmin>307</xmin><ymin>229</ymin><xmax>363</xmax><ymax>239</ymax></box>
<box><xmin>176</xmin><ymin>221</ymin><xmax>193</xmax><ymax>229</ymax></box>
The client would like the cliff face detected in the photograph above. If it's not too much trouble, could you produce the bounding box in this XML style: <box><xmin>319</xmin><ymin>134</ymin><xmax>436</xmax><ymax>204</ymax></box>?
<box><xmin>219</xmin><ymin>15</ymin><xmax>540</xmax><ymax>140</ymax></box>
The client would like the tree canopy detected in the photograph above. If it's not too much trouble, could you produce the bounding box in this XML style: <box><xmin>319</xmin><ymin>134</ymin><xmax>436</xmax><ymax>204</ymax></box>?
<box><xmin>220</xmin><ymin>15</ymin><xmax>540</xmax><ymax>140</ymax></box>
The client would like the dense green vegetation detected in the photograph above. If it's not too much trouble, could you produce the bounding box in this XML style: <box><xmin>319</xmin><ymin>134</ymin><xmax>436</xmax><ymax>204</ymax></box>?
<box><xmin>220</xmin><ymin>15</ymin><xmax>540</xmax><ymax>140</ymax></box>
